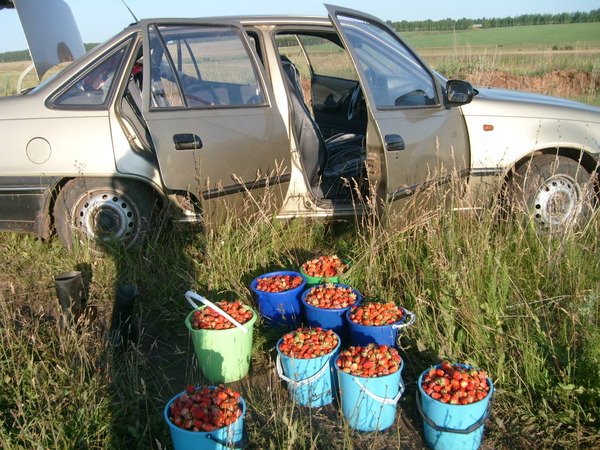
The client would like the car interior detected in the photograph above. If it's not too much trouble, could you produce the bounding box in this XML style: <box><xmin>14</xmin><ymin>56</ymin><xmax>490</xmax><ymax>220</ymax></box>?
<box><xmin>275</xmin><ymin>31</ymin><xmax>369</xmax><ymax>202</ymax></box>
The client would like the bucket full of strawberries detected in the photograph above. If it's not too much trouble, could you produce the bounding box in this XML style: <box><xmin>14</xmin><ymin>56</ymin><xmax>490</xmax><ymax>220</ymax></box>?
<box><xmin>299</xmin><ymin>255</ymin><xmax>350</xmax><ymax>286</ymax></box>
<box><xmin>164</xmin><ymin>384</ymin><xmax>246</xmax><ymax>450</ymax></box>
<box><xmin>185</xmin><ymin>291</ymin><xmax>257</xmax><ymax>383</ymax></box>
<box><xmin>417</xmin><ymin>362</ymin><xmax>494</xmax><ymax>450</ymax></box>
<box><xmin>276</xmin><ymin>327</ymin><xmax>341</xmax><ymax>407</ymax></box>
<box><xmin>346</xmin><ymin>301</ymin><xmax>415</xmax><ymax>347</ymax></box>
<box><xmin>300</xmin><ymin>283</ymin><xmax>362</xmax><ymax>342</ymax></box>
<box><xmin>250</xmin><ymin>271</ymin><xmax>306</xmax><ymax>327</ymax></box>
<box><xmin>335</xmin><ymin>344</ymin><xmax>405</xmax><ymax>431</ymax></box>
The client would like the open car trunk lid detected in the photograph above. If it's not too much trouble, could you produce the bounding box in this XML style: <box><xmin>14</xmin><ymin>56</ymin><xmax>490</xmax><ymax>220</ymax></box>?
<box><xmin>12</xmin><ymin>0</ymin><xmax>86</xmax><ymax>79</ymax></box>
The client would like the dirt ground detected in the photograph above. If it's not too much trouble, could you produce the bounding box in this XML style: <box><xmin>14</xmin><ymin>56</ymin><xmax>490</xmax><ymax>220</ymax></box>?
<box><xmin>464</xmin><ymin>69</ymin><xmax>600</xmax><ymax>99</ymax></box>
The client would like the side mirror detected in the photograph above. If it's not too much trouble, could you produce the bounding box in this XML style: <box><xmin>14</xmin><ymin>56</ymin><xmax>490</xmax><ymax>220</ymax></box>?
<box><xmin>446</xmin><ymin>80</ymin><xmax>474</xmax><ymax>105</ymax></box>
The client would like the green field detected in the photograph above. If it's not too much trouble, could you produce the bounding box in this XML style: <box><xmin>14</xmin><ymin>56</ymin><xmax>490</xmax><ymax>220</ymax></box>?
<box><xmin>401</xmin><ymin>22</ymin><xmax>600</xmax><ymax>51</ymax></box>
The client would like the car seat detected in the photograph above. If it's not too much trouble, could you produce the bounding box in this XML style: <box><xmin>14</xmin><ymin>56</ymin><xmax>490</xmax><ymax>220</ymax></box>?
<box><xmin>280</xmin><ymin>56</ymin><xmax>366</xmax><ymax>199</ymax></box>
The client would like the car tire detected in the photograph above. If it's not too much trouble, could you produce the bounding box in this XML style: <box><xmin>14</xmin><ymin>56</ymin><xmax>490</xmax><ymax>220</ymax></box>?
<box><xmin>54</xmin><ymin>178</ymin><xmax>157</xmax><ymax>250</ymax></box>
<box><xmin>508</xmin><ymin>154</ymin><xmax>595</xmax><ymax>231</ymax></box>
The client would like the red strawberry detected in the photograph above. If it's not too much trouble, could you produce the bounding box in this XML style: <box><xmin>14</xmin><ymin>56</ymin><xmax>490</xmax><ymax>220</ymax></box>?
<box><xmin>421</xmin><ymin>362</ymin><xmax>491</xmax><ymax>405</ymax></box>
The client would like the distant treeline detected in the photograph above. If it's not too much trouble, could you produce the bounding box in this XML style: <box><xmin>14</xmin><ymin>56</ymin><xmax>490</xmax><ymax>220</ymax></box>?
<box><xmin>0</xmin><ymin>43</ymin><xmax>98</xmax><ymax>63</ymax></box>
<box><xmin>388</xmin><ymin>9</ymin><xmax>600</xmax><ymax>32</ymax></box>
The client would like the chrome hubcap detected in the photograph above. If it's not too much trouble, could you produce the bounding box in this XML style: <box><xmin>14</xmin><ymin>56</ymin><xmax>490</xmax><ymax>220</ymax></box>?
<box><xmin>532</xmin><ymin>175</ymin><xmax>581</xmax><ymax>229</ymax></box>
<box><xmin>76</xmin><ymin>192</ymin><xmax>137</xmax><ymax>242</ymax></box>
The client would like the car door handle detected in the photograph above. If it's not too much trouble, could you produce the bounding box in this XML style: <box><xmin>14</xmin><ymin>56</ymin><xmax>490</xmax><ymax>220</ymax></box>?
<box><xmin>385</xmin><ymin>134</ymin><xmax>405</xmax><ymax>151</ymax></box>
<box><xmin>173</xmin><ymin>133</ymin><xmax>203</xmax><ymax>150</ymax></box>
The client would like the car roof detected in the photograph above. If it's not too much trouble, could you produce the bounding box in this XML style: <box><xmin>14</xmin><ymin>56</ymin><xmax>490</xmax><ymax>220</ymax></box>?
<box><xmin>126</xmin><ymin>15</ymin><xmax>332</xmax><ymax>29</ymax></box>
<box><xmin>12</xmin><ymin>0</ymin><xmax>337</xmax><ymax>81</ymax></box>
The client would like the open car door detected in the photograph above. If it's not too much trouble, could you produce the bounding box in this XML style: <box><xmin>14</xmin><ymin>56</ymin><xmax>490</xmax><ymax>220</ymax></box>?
<box><xmin>141</xmin><ymin>19</ymin><xmax>291</xmax><ymax>224</ymax></box>
<box><xmin>326</xmin><ymin>5</ymin><xmax>470</xmax><ymax>222</ymax></box>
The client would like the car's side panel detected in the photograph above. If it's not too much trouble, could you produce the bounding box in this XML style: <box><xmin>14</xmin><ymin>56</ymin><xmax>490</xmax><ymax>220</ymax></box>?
<box><xmin>0</xmin><ymin>176</ymin><xmax>56</xmax><ymax>235</ymax></box>
<box><xmin>0</xmin><ymin>112</ymin><xmax>117</xmax><ymax>176</ymax></box>
<box><xmin>0</xmin><ymin>111</ymin><xmax>117</xmax><ymax>234</ymax></box>
<box><xmin>0</xmin><ymin>178</ymin><xmax>47</xmax><ymax>221</ymax></box>
<box><xmin>463</xmin><ymin>113</ymin><xmax>600</xmax><ymax>171</ymax></box>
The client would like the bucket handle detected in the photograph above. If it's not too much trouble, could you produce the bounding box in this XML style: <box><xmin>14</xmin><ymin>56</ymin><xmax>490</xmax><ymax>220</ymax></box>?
<box><xmin>351</xmin><ymin>376</ymin><xmax>405</xmax><ymax>406</ymax></box>
<box><xmin>184</xmin><ymin>291</ymin><xmax>249</xmax><ymax>333</ymax></box>
<box><xmin>276</xmin><ymin>353</ymin><xmax>332</xmax><ymax>387</ymax></box>
<box><xmin>206</xmin><ymin>422</ymin><xmax>248</xmax><ymax>449</ymax></box>
<box><xmin>415</xmin><ymin>389</ymin><xmax>494</xmax><ymax>434</ymax></box>
<box><xmin>392</xmin><ymin>309</ymin><xmax>416</xmax><ymax>330</ymax></box>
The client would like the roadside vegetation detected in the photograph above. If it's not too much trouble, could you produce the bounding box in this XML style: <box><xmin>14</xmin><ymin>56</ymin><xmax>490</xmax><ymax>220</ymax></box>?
<box><xmin>0</xmin><ymin>20</ymin><xmax>599</xmax><ymax>449</ymax></box>
<box><xmin>0</xmin><ymin>191</ymin><xmax>598</xmax><ymax>448</ymax></box>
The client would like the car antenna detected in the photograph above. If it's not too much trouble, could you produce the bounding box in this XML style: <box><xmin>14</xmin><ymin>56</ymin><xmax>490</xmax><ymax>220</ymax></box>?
<box><xmin>120</xmin><ymin>0</ymin><xmax>139</xmax><ymax>24</ymax></box>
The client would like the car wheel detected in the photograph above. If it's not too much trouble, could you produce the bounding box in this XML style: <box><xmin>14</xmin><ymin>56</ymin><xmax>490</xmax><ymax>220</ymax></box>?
<box><xmin>508</xmin><ymin>154</ymin><xmax>594</xmax><ymax>231</ymax></box>
<box><xmin>54</xmin><ymin>178</ymin><xmax>157</xmax><ymax>250</ymax></box>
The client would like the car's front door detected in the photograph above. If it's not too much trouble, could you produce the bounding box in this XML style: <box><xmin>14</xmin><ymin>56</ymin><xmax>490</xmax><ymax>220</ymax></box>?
<box><xmin>141</xmin><ymin>19</ymin><xmax>291</xmax><ymax>223</ymax></box>
<box><xmin>326</xmin><ymin>6</ymin><xmax>470</xmax><ymax>221</ymax></box>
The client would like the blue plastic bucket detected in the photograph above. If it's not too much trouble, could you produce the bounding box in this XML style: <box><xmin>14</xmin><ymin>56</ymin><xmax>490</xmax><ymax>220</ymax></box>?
<box><xmin>276</xmin><ymin>333</ymin><xmax>341</xmax><ymax>407</ymax></box>
<box><xmin>300</xmin><ymin>284</ymin><xmax>362</xmax><ymax>342</ymax></box>
<box><xmin>346</xmin><ymin>306</ymin><xmax>415</xmax><ymax>347</ymax></box>
<box><xmin>336</xmin><ymin>356</ymin><xmax>405</xmax><ymax>431</ymax></box>
<box><xmin>250</xmin><ymin>271</ymin><xmax>306</xmax><ymax>327</ymax></box>
<box><xmin>164</xmin><ymin>389</ymin><xmax>247</xmax><ymax>450</ymax></box>
<box><xmin>417</xmin><ymin>365</ymin><xmax>494</xmax><ymax>450</ymax></box>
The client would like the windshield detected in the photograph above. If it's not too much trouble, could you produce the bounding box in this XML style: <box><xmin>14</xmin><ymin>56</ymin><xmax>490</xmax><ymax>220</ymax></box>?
<box><xmin>338</xmin><ymin>15</ymin><xmax>437</xmax><ymax>107</ymax></box>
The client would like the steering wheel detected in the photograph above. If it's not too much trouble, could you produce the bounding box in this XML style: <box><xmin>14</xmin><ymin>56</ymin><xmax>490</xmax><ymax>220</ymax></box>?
<box><xmin>347</xmin><ymin>82</ymin><xmax>364</xmax><ymax>120</ymax></box>
<box><xmin>185</xmin><ymin>84</ymin><xmax>217</xmax><ymax>106</ymax></box>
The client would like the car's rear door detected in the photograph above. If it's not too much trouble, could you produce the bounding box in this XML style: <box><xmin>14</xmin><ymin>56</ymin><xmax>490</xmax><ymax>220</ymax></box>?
<box><xmin>140</xmin><ymin>19</ymin><xmax>291</xmax><ymax>223</ymax></box>
<box><xmin>326</xmin><ymin>5</ymin><xmax>470</xmax><ymax>221</ymax></box>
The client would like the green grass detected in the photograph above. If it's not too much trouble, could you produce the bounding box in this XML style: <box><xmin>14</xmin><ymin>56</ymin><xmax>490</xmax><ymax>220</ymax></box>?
<box><xmin>401</xmin><ymin>22</ymin><xmax>600</xmax><ymax>50</ymax></box>
<box><xmin>0</xmin><ymin>197</ymin><xmax>599</xmax><ymax>448</ymax></box>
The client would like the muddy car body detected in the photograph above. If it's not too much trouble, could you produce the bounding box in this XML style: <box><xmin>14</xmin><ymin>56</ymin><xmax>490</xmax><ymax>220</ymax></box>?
<box><xmin>0</xmin><ymin>3</ymin><xmax>599</xmax><ymax>248</ymax></box>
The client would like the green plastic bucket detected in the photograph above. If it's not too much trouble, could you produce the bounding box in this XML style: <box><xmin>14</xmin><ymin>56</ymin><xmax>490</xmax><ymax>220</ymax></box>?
<box><xmin>185</xmin><ymin>292</ymin><xmax>257</xmax><ymax>383</ymax></box>
<box><xmin>299</xmin><ymin>259</ymin><xmax>351</xmax><ymax>287</ymax></box>
<box><xmin>417</xmin><ymin>364</ymin><xmax>494</xmax><ymax>449</ymax></box>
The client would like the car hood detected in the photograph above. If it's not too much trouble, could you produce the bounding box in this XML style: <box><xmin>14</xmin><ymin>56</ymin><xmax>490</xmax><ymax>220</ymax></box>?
<box><xmin>13</xmin><ymin>0</ymin><xmax>86</xmax><ymax>79</ymax></box>
<box><xmin>462</xmin><ymin>85</ymin><xmax>600</xmax><ymax>122</ymax></box>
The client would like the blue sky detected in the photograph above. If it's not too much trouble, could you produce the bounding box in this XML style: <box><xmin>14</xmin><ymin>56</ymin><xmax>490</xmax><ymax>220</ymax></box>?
<box><xmin>0</xmin><ymin>0</ymin><xmax>598</xmax><ymax>53</ymax></box>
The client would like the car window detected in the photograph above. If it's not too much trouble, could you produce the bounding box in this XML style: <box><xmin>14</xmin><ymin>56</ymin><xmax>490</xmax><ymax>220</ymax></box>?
<box><xmin>297</xmin><ymin>35</ymin><xmax>357</xmax><ymax>81</ymax></box>
<box><xmin>275</xmin><ymin>34</ymin><xmax>357</xmax><ymax>82</ymax></box>
<box><xmin>337</xmin><ymin>15</ymin><xmax>437</xmax><ymax>108</ymax></box>
<box><xmin>53</xmin><ymin>47</ymin><xmax>126</xmax><ymax>108</ymax></box>
<box><xmin>148</xmin><ymin>24</ymin><xmax>265</xmax><ymax>108</ymax></box>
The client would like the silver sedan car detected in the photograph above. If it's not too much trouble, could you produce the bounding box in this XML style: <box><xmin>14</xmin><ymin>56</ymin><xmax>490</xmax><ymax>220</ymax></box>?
<box><xmin>1</xmin><ymin>3</ymin><xmax>598</xmax><ymax>249</ymax></box>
